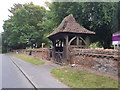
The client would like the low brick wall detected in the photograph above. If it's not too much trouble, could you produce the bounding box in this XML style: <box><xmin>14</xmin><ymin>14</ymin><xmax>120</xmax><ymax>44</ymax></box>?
<box><xmin>15</xmin><ymin>48</ymin><xmax>52</xmax><ymax>61</ymax></box>
<box><xmin>15</xmin><ymin>48</ymin><xmax>120</xmax><ymax>76</ymax></box>
<box><xmin>70</xmin><ymin>49</ymin><xmax>120</xmax><ymax>76</ymax></box>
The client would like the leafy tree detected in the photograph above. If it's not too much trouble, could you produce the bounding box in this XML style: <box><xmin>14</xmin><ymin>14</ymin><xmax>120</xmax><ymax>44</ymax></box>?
<box><xmin>45</xmin><ymin>2</ymin><xmax>118</xmax><ymax>49</ymax></box>
<box><xmin>2</xmin><ymin>2</ymin><xmax>119</xmax><ymax>52</ymax></box>
<box><xmin>2</xmin><ymin>3</ymin><xmax>46</xmax><ymax>51</ymax></box>
<box><xmin>82</xmin><ymin>2</ymin><xmax>117</xmax><ymax>48</ymax></box>
<box><xmin>112</xmin><ymin>2</ymin><xmax>120</xmax><ymax>32</ymax></box>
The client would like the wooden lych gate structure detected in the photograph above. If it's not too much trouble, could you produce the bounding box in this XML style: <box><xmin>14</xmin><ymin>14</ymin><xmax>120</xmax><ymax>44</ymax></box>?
<box><xmin>48</xmin><ymin>14</ymin><xmax>95</xmax><ymax>64</ymax></box>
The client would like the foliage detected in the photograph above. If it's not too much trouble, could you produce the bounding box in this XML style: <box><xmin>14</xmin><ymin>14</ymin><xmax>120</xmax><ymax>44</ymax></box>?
<box><xmin>45</xmin><ymin>2</ymin><xmax>118</xmax><ymax>49</ymax></box>
<box><xmin>89</xmin><ymin>42</ymin><xmax>103</xmax><ymax>49</ymax></box>
<box><xmin>13</xmin><ymin>53</ymin><xmax>45</xmax><ymax>65</ymax></box>
<box><xmin>2</xmin><ymin>2</ymin><xmax>120</xmax><ymax>51</ymax></box>
<box><xmin>51</xmin><ymin>68</ymin><xmax>118</xmax><ymax>88</ymax></box>
<box><xmin>2</xmin><ymin>3</ymin><xmax>46</xmax><ymax>51</ymax></box>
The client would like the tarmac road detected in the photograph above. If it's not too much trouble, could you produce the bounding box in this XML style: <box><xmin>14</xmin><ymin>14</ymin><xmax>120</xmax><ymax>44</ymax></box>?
<box><xmin>0</xmin><ymin>54</ymin><xmax>2</xmax><ymax>89</ymax></box>
<box><xmin>2</xmin><ymin>54</ymin><xmax>34</xmax><ymax>88</ymax></box>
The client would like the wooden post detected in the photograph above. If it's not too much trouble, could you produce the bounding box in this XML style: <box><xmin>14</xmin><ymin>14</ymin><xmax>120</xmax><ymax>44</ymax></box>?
<box><xmin>42</xmin><ymin>43</ymin><xmax>45</xmax><ymax>60</ymax></box>
<box><xmin>76</xmin><ymin>36</ymin><xmax>79</xmax><ymax>46</ymax></box>
<box><xmin>117</xmin><ymin>44</ymin><xmax>119</xmax><ymax>49</ymax></box>
<box><xmin>65</xmin><ymin>35</ymin><xmax>69</xmax><ymax>63</ymax></box>
<box><xmin>114</xmin><ymin>45</ymin><xmax>115</xmax><ymax>50</ymax></box>
<box><xmin>52</xmin><ymin>40</ymin><xmax>56</xmax><ymax>61</ymax></box>
<box><xmin>60</xmin><ymin>39</ymin><xmax>62</xmax><ymax>47</ymax></box>
<box><xmin>63</xmin><ymin>38</ymin><xmax>65</xmax><ymax>60</ymax></box>
<box><xmin>85</xmin><ymin>36</ymin><xmax>90</xmax><ymax>48</ymax></box>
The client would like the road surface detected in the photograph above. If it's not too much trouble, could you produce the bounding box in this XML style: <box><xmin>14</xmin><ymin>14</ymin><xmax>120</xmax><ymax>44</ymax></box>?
<box><xmin>2</xmin><ymin>54</ymin><xmax>34</xmax><ymax>88</ymax></box>
<box><xmin>0</xmin><ymin>54</ymin><xmax>2</xmax><ymax>89</ymax></box>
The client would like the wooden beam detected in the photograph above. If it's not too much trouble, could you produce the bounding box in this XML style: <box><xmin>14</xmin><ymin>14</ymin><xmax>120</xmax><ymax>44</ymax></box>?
<box><xmin>76</xmin><ymin>36</ymin><xmax>79</xmax><ymax>46</ymax></box>
<box><xmin>85</xmin><ymin>36</ymin><xmax>90</xmax><ymax>48</ymax></box>
<box><xmin>60</xmin><ymin>39</ymin><xmax>63</xmax><ymax>47</ymax></box>
<box><xmin>79</xmin><ymin>37</ymin><xmax>87</xmax><ymax>46</ymax></box>
<box><xmin>68</xmin><ymin>36</ymin><xmax>76</xmax><ymax>45</ymax></box>
<box><xmin>63</xmin><ymin>38</ymin><xmax>66</xmax><ymax>60</ymax></box>
<box><xmin>52</xmin><ymin>40</ymin><xmax>56</xmax><ymax>61</ymax></box>
<box><xmin>65</xmin><ymin>35</ymin><xmax>69</xmax><ymax>62</ymax></box>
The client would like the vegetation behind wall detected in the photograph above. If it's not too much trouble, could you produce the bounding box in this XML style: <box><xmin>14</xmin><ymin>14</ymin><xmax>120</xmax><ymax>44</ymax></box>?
<box><xmin>2</xmin><ymin>2</ymin><xmax>120</xmax><ymax>52</ymax></box>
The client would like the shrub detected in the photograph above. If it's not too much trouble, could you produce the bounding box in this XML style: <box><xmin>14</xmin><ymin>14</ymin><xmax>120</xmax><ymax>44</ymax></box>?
<box><xmin>89</xmin><ymin>42</ymin><xmax>103</xmax><ymax>49</ymax></box>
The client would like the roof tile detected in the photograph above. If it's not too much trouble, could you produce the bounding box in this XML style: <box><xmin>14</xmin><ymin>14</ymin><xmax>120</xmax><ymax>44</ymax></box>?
<box><xmin>48</xmin><ymin>14</ymin><xmax>95</xmax><ymax>37</ymax></box>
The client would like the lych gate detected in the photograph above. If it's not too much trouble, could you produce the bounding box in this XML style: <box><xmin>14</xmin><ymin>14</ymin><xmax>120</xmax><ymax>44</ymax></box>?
<box><xmin>48</xmin><ymin>14</ymin><xmax>95</xmax><ymax>64</ymax></box>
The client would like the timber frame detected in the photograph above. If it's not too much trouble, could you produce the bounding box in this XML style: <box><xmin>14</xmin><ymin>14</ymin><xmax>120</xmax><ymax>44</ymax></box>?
<box><xmin>47</xmin><ymin>14</ymin><xmax>95</xmax><ymax>64</ymax></box>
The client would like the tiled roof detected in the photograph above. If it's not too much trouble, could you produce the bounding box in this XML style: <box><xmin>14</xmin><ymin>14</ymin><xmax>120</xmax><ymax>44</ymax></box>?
<box><xmin>48</xmin><ymin>14</ymin><xmax>95</xmax><ymax>37</ymax></box>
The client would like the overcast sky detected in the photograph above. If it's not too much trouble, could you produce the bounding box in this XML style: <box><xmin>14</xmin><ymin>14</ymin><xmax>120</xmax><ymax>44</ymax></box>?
<box><xmin>0</xmin><ymin>0</ymin><xmax>51</xmax><ymax>33</ymax></box>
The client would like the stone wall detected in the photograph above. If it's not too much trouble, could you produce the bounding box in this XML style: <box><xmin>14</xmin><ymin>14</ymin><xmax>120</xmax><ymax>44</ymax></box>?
<box><xmin>15</xmin><ymin>48</ymin><xmax>120</xmax><ymax>76</ymax></box>
<box><xmin>70</xmin><ymin>48</ymin><xmax>119</xmax><ymax>76</ymax></box>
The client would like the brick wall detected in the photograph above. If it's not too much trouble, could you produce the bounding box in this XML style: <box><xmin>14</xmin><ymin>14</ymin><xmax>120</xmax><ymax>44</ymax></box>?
<box><xmin>70</xmin><ymin>48</ymin><xmax>119</xmax><ymax>76</ymax></box>
<box><xmin>15</xmin><ymin>48</ymin><xmax>120</xmax><ymax>76</ymax></box>
<box><xmin>15</xmin><ymin>48</ymin><xmax>52</xmax><ymax>61</ymax></box>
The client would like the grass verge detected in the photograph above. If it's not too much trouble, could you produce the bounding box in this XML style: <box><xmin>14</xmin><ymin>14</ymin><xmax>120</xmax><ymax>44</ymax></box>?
<box><xmin>13</xmin><ymin>53</ymin><xmax>45</xmax><ymax>65</ymax></box>
<box><xmin>51</xmin><ymin>67</ymin><xmax>118</xmax><ymax>88</ymax></box>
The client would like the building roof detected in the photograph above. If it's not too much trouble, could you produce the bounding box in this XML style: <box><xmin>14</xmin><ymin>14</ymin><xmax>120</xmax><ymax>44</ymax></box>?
<box><xmin>48</xmin><ymin>14</ymin><xmax>95</xmax><ymax>38</ymax></box>
<box><xmin>113</xmin><ymin>30</ymin><xmax>120</xmax><ymax>34</ymax></box>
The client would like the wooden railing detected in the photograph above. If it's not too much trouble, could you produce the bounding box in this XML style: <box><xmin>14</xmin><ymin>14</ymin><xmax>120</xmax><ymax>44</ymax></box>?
<box><xmin>55</xmin><ymin>52</ymin><xmax>63</xmax><ymax>64</ymax></box>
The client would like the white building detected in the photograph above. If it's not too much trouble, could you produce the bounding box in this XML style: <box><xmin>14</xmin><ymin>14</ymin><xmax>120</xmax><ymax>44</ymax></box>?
<box><xmin>112</xmin><ymin>31</ymin><xmax>120</xmax><ymax>49</ymax></box>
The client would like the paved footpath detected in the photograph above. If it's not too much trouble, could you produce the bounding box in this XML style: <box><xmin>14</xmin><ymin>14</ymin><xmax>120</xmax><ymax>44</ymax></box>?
<box><xmin>9</xmin><ymin>55</ymin><xmax>69</xmax><ymax>88</ymax></box>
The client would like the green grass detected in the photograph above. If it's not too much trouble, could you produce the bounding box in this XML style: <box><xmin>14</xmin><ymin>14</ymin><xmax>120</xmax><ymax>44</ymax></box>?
<box><xmin>51</xmin><ymin>68</ymin><xmax>118</xmax><ymax>88</ymax></box>
<box><xmin>13</xmin><ymin>53</ymin><xmax>45</xmax><ymax>65</ymax></box>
